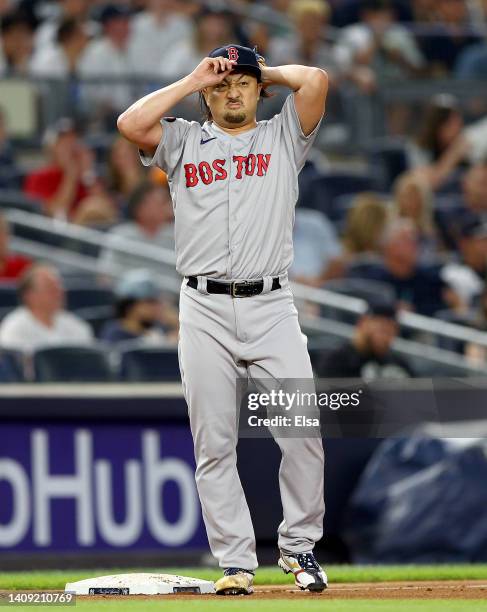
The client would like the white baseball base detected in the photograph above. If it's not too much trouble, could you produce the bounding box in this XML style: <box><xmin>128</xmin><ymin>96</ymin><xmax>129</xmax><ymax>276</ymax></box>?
<box><xmin>65</xmin><ymin>573</ymin><xmax>216</xmax><ymax>595</ymax></box>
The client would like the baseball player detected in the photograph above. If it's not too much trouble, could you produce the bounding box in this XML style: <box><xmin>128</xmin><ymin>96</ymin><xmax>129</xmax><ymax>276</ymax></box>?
<box><xmin>118</xmin><ymin>44</ymin><xmax>328</xmax><ymax>595</ymax></box>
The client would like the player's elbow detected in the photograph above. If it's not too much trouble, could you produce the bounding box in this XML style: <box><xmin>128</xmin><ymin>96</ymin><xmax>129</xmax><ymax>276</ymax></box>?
<box><xmin>117</xmin><ymin>110</ymin><xmax>135</xmax><ymax>139</ymax></box>
<box><xmin>312</xmin><ymin>68</ymin><xmax>329</xmax><ymax>91</ymax></box>
<box><xmin>117</xmin><ymin>109</ymin><xmax>152</xmax><ymax>148</ymax></box>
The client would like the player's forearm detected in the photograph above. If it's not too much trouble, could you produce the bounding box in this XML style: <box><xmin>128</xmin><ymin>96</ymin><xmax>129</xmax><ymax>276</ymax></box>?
<box><xmin>262</xmin><ymin>65</ymin><xmax>327</xmax><ymax>92</ymax></box>
<box><xmin>117</xmin><ymin>74</ymin><xmax>199</xmax><ymax>140</ymax></box>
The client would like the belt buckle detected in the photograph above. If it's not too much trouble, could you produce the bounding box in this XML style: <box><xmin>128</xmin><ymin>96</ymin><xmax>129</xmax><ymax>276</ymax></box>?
<box><xmin>232</xmin><ymin>280</ymin><xmax>253</xmax><ymax>298</ymax></box>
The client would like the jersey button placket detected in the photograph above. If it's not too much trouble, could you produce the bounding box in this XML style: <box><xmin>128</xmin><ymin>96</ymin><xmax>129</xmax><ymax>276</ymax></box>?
<box><xmin>228</xmin><ymin>142</ymin><xmax>239</xmax><ymax>277</ymax></box>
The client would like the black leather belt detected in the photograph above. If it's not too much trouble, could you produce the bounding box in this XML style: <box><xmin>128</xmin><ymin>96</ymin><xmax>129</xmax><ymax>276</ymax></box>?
<box><xmin>186</xmin><ymin>276</ymin><xmax>281</xmax><ymax>297</ymax></box>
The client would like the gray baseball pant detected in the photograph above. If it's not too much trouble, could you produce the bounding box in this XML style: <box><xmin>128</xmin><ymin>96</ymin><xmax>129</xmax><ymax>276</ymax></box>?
<box><xmin>178</xmin><ymin>275</ymin><xmax>325</xmax><ymax>571</ymax></box>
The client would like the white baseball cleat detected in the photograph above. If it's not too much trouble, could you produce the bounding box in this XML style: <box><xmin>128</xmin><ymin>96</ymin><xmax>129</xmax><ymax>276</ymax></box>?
<box><xmin>214</xmin><ymin>568</ymin><xmax>254</xmax><ymax>596</ymax></box>
<box><xmin>278</xmin><ymin>551</ymin><xmax>328</xmax><ymax>592</ymax></box>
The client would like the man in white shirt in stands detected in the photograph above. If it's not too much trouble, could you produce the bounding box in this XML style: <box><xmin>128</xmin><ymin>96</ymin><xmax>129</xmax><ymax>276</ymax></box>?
<box><xmin>0</xmin><ymin>264</ymin><xmax>93</xmax><ymax>352</ymax></box>
<box><xmin>78</xmin><ymin>4</ymin><xmax>134</xmax><ymax>115</ymax></box>
<box><xmin>129</xmin><ymin>0</ymin><xmax>193</xmax><ymax>78</ymax></box>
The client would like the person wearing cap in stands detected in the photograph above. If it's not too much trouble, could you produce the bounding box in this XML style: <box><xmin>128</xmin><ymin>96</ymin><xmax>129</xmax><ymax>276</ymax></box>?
<box><xmin>99</xmin><ymin>269</ymin><xmax>178</xmax><ymax>344</ymax></box>
<box><xmin>315</xmin><ymin>300</ymin><xmax>413</xmax><ymax>379</ymax></box>
<box><xmin>441</xmin><ymin>216</ymin><xmax>487</xmax><ymax>312</ymax></box>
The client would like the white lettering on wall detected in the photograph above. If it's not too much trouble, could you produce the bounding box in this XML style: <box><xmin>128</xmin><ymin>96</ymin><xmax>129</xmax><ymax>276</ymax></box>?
<box><xmin>0</xmin><ymin>429</ymin><xmax>200</xmax><ymax>549</ymax></box>
<box><xmin>95</xmin><ymin>460</ymin><xmax>143</xmax><ymax>546</ymax></box>
<box><xmin>32</xmin><ymin>429</ymin><xmax>95</xmax><ymax>546</ymax></box>
<box><xmin>143</xmin><ymin>431</ymin><xmax>199</xmax><ymax>545</ymax></box>
<box><xmin>0</xmin><ymin>459</ymin><xmax>30</xmax><ymax>546</ymax></box>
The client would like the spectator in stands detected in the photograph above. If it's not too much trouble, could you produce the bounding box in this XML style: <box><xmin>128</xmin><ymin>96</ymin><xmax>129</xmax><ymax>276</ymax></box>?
<box><xmin>78</xmin><ymin>4</ymin><xmax>134</xmax><ymax>118</ymax></box>
<box><xmin>462</xmin><ymin>161</ymin><xmax>487</xmax><ymax>216</ymax></box>
<box><xmin>290</xmin><ymin>208</ymin><xmax>344</xmax><ymax>286</ymax></box>
<box><xmin>23</xmin><ymin>117</ymin><xmax>115</xmax><ymax>222</ymax></box>
<box><xmin>161</xmin><ymin>6</ymin><xmax>237</xmax><ymax>79</ymax></box>
<box><xmin>34</xmin><ymin>0</ymin><xmax>93</xmax><ymax>52</ymax></box>
<box><xmin>433</xmin><ymin>161</ymin><xmax>487</xmax><ymax>248</ymax></box>
<box><xmin>441</xmin><ymin>217</ymin><xmax>487</xmax><ymax>311</ymax></box>
<box><xmin>0</xmin><ymin>11</ymin><xmax>34</xmax><ymax>77</ymax></box>
<box><xmin>418</xmin><ymin>117</ymin><xmax>487</xmax><ymax>189</ymax></box>
<box><xmin>98</xmin><ymin>181</ymin><xmax>174</xmax><ymax>273</ymax></box>
<box><xmin>347</xmin><ymin>219</ymin><xmax>454</xmax><ymax>316</ymax></box>
<box><xmin>411</xmin><ymin>0</ymin><xmax>437</xmax><ymax>22</ymax></box>
<box><xmin>267</xmin><ymin>0</ymin><xmax>351</xmax><ymax>85</ymax></box>
<box><xmin>420</xmin><ymin>0</ymin><xmax>481</xmax><ymax>75</ymax></box>
<box><xmin>407</xmin><ymin>94</ymin><xmax>464</xmax><ymax>168</ymax></box>
<box><xmin>107</xmin><ymin>136</ymin><xmax>145</xmax><ymax>206</ymax></box>
<box><xmin>465</xmin><ymin>288</ymin><xmax>487</xmax><ymax>364</ymax></box>
<box><xmin>335</xmin><ymin>0</ymin><xmax>425</xmax><ymax>86</ymax></box>
<box><xmin>0</xmin><ymin>264</ymin><xmax>93</xmax><ymax>352</ymax></box>
<box><xmin>100</xmin><ymin>269</ymin><xmax>178</xmax><ymax>344</ymax></box>
<box><xmin>129</xmin><ymin>0</ymin><xmax>193</xmax><ymax>77</ymax></box>
<box><xmin>392</xmin><ymin>172</ymin><xmax>439</xmax><ymax>259</ymax></box>
<box><xmin>315</xmin><ymin>300</ymin><xmax>413</xmax><ymax>379</ymax></box>
<box><xmin>342</xmin><ymin>193</ymin><xmax>390</xmax><ymax>258</ymax></box>
<box><xmin>0</xmin><ymin>212</ymin><xmax>31</xmax><ymax>281</ymax></box>
<box><xmin>30</xmin><ymin>18</ymin><xmax>89</xmax><ymax>78</ymax></box>
<box><xmin>455</xmin><ymin>39</ymin><xmax>487</xmax><ymax>79</ymax></box>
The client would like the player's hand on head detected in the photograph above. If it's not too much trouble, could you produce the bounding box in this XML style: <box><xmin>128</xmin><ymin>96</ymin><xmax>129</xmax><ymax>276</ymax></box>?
<box><xmin>256</xmin><ymin>55</ymin><xmax>272</xmax><ymax>89</ymax></box>
<box><xmin>190</xmin><ymin>56</ymin><xmax>237</xmax><ymax>89</ymax></box>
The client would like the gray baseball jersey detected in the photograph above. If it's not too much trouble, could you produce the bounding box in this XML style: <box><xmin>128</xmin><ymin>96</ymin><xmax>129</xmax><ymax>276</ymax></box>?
<box><xmin>140</xmin><ymin>93</ymin><xmax>323</xmax><ymax>279</ymax></box>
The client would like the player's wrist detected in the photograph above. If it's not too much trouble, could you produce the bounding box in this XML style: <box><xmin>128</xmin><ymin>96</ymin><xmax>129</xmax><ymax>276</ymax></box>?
<box><xmin>182</xmin><ymin>73</ymin><xmax>203</xmax><ymax>95</ymax></box>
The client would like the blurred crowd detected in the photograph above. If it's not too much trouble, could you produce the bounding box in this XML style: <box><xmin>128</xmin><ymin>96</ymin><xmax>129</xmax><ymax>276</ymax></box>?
<box><xmin>1</xmin><ymin>0</ymin><xmax>487</xmax><ymax>102</ymax></box>
<box><xmin>1</xmin><ymin>0</ymin><xmax>487</xmax><ymax>380</ymax></box>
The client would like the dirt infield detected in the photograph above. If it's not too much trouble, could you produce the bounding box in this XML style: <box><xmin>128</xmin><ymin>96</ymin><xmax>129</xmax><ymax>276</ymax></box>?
<box><xmin>73</xmin><ymin>580</ymin><xmax>487</xmax><ymax>600</ymax></box>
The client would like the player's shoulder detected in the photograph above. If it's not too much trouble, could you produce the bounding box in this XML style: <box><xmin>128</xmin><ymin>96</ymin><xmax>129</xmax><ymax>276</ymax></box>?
<box><xmin>161</xmin><ymin>116</ymin><xmax>201</xmax><ymax>127</ymax></box>
<box><xmin>160</xmin><ymin>116</ymin><xmax>204</xmax><ymax>136</ymax></box>
<box><xmin>259</xmin><ymin>93</ymin><xmax>295</xmax><ymax>128</ymax></box>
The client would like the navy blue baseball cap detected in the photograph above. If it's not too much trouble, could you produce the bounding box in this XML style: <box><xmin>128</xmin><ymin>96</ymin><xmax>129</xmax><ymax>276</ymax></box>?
<box><xmin>209</xmin><ymin>44</ymin><xmax>262</xmax><ymax>82</ymax></box>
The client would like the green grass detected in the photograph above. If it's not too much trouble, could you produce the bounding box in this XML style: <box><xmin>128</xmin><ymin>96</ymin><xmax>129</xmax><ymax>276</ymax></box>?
<box><xmin>1</xmin><ymin>564</ymin><xmax>487</xmax><ymax>591</ymax></box>
<box><xmin>6</xmin><ymin>601</ymin><xmax>487</xmax><ymax>612</ymax></box>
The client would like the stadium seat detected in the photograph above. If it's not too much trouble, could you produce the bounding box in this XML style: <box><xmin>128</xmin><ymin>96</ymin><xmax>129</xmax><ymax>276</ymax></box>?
<box><xmin>300</xmin><ymin>173</ymin><xmax>376</xmax><ymax>221</ymax></box>
<box><xmin>0</xmin><ymin>349</ymin><xmax>24</xmax><ymax>382</ymax></box>
<box><xmin>65</xmin><ymin>285</ymin><xmax>114</xmax><ymax>311</ymax></box>
<box><xmin>0</xmin><ymin>167</ymin><xmax>25</xmax><ymax>190</ymax></box>
<box><xmin>74</xmin><ymin>305</ymin><xmax>113</xmax><ymax>337</ymax></box>
<box><xmin>119</xmin><ymin>345</ymin><xmax>181</xmax><ymax>382</ymax></box>
<box><xmin>0</xmin><ymin>283</ymin><xmax>19</xmax><ymax>309</ymax></box>
<box><xmin>0</xmin><ymin>189</ymin><xmax>42</xmax><ymax>214</ymax></box>
<box><xmin>366</xmin><ymin>138</ymin><xmax>408</xmax><ymax>191</ymax></box>
<box><xmin>33</xmin><ymin>345</ymin><xmax>113</xmax><ymax>382</ymax></box>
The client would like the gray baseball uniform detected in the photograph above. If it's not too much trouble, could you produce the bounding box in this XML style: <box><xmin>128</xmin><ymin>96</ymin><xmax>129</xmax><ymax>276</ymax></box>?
<box><xmin>140</xmin><ymin>93</ymin><xmax>325</xmax><ymax>571</ymax></box>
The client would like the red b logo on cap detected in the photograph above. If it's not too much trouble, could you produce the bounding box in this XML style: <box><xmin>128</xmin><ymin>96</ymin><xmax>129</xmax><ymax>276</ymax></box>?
<box><xmin>227</xmin><ymin>47</ymin><xmax>239</xmax><ymax>61</ymax></box>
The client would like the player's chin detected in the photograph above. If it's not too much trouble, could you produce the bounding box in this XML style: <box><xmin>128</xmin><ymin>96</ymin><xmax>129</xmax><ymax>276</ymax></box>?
<box><xmin>223</xmin><ymin>111</ymin><xmax>247</xmax><ymax>124</ymax></box>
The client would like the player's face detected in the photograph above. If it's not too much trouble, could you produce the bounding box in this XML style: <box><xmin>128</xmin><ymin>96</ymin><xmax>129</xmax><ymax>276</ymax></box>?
<box><xmin>204</xmin><ymin>72</ymin><xmax>261</xmax><ymax>128</ymax></box>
